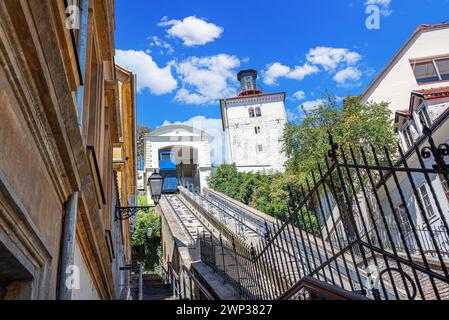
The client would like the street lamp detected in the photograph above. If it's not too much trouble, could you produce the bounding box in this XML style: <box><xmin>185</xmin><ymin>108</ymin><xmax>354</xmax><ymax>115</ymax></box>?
<box><xmin>146</xmin><ymin>227</ymin><xmax>153</xmax><ymax>238</ymax></box>
<box><xmin>148</xmin><ymin>171</ymin><xmax>164</xmax><ymax>205</ymax></box>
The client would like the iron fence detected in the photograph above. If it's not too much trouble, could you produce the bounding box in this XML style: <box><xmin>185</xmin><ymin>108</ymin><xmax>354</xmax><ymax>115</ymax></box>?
<box><xmin>199</xmin><ymin>129</ymin><xmax>449</xmax><ymax>300</ymax></box>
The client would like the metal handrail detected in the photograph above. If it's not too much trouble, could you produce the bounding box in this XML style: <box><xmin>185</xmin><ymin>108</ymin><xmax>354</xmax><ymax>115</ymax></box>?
<box><xmin>278</xmin><ymin>276</ymin><xmax>368</xmax><ymax>300</ymax></box>
<box><xmin>182</xmin><ymin>265</ymin><xmax>215</xmax><ymax>300</ymax></box>
<box><xmin>165</xmin><ymin>261</ymin><xmax>215</xmax><ymax>300</ymax></box>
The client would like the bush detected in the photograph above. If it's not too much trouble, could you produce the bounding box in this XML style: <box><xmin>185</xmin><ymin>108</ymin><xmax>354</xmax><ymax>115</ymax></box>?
<box><xmin>131</xmin><ymin>195</ymin><xmax>161</xmax><ymax>273</ymax></box>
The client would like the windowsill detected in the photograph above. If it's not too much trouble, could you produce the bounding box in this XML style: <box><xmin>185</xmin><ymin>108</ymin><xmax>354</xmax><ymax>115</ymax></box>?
<box><xmin>416</xmin><ymin>79</ymin><xmax>449</xmax><ymax>86</ymax></box>
<box><xmin>428</xmin><ymin>215</ymin><xmax>440</xmax><ymax>225</ymax></box>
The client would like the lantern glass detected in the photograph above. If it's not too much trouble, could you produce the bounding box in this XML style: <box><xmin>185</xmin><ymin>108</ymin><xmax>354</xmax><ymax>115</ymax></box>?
<box><xmin>148</xmin><ymin>172</ymin><xmax>164</xmax><ymax>204</ymax></box>
<box><xmin>146</xmin><ymin>227</ymin><xmax>153</xmax><ymax>238</ymax></box>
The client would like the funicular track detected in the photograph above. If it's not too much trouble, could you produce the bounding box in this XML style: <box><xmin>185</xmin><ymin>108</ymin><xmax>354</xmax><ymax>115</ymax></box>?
<box><xmin>179</xmin><ymin>187</ymin><xmax>369</xmax><ymax>300</ymax></box>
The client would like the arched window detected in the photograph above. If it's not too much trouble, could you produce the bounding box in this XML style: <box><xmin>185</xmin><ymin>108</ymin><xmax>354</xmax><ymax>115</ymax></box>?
<box><xmin>249</xmin><ymin>107</ymin><xmax>255</xmax><ymax>118</ymax></box>
<box><xmin>255</xmin><ymin>106</ymin><xmax>262</xmax><ymax>117</ymax></box>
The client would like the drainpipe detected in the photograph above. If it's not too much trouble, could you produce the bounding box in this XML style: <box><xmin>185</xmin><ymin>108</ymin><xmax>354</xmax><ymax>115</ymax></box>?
<box><xmin>57</xmin><ymin>192</ymin><xmax>79</xmax><ymax>300</ymax></box>
<box><xmin>139</xmin><ymin>264</ymin><xmax>143</xmax><ymax>300</ymax></box>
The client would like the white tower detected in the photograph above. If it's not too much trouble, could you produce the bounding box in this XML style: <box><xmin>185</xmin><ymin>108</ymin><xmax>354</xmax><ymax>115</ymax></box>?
<box><xmin>220</xmin><ymin>69</ymin><xmax>288</xmax><ymax>173</ymax></box>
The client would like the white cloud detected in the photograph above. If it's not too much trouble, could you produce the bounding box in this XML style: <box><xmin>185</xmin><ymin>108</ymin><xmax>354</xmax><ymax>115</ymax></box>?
<box><xmin>292</xmin><ymin>90</ymin><xmax>306</xmax><ymax>101</ymax></box>
<box><xmin>333</xmin><ymin>67</ymin><xmax>362</xmax><ymax>86</ymax></box>
<box><xmin>365</xmin><ymin>0</ymin><xmax>392</xmax><ymax>16</ymax></box>
<box><xmin>263</xmin><ymin>46</ymin><xmax>362</xmax><ymax>86</ymax></box>
<box><xmin>299</xmin><ymin>99</ymin><xmax>325</xmax><ymax>112</ymax></box>
<box><xmin>263</xmin><ymin>62</ymin><xmax>319</xmax><ymax>85</ymax></box>
<box><xmin>149</xmin><ymin>36</ymin><xmax>174</xmax><ymax>55</ymax></box>
<box><xmin>161</xmin><ymin>116</ymin><xmax>227</xmax><ymax>164</ymax></box>
<box><xmin>159</xmin><ymin>16</ymin><xmax>224</xmax><ymax>47</ymax></box>
<box><xmin>306</xmin><ymin>47</ymin><xmax>361</xmax><ymax>71</ymax></box>
<box><xmin>115</xmin><ymin>49</ymin><xmax>177</xmax><ymax>95</ymax></box>
<box><xmin>174</xmin><ymin>54</ymin><xmax>240</xmax><ymax>105</ymax></box>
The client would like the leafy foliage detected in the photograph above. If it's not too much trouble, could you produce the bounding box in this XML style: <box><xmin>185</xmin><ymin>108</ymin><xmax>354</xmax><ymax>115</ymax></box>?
<box><xmin>284</xmin><ymin>96</ymin><xmax>397</xmax><ymax>175</ymax></box>
<box><xmin>137</xmin><ymin>125</ymin><xmax>151</xmax><ymax>169</ymax></box>
<box><xmin>131</xmin><ymin>195</ymin><xmax>161</xmax><ymax>273</ymax></box>
<box><xmin>209</xmin><ymin>164</ymin><xmax>296</xmax><ymax>218</ymax></box>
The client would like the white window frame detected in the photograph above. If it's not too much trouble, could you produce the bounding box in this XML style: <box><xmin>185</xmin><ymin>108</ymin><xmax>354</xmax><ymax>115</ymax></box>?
<box><xmin>400</xmin><ymin>121</ymin><xmax>415</xmax><ymax>150</ymax></box>
<box><xmin>415</xmin><ymin>101</ymin><xmax>432</xmax><ymax>129</ymax></box>
<box><xmin>249</xmin><ymin>107</ymin><xmax>255</xmax><ymax>118</ymax></box>
<box><xmin>418</xmin><ymin>183</ymin><xmax>436</xmax><ymax>219</ymax></box>
<box><xmin>410</xmin><ymin>56</ymin><xmax>449</xmax><ymax>84</ymax></box>
<box><xmin>440</xmin><ymin>174</ymin><xmax>449</xmax><ymax>203</ymax></box>
<box><xmin>394</xmin><ymin>204</ymin><xmax>413</xmax><ymax>236</ymax></box>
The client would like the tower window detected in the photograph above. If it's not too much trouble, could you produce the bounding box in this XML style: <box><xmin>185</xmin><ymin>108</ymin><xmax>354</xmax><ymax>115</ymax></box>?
<box><xmin>249</xmin><ymin>107</ymin><xmax>255</xmax><ymax>118</ymax></box>
<box><xmin>255</xmin><ymin>106</ymin><xmax>262</xmax><ymax>117</ymax></box>
<box><xmin>256</xmin><ymin>144</ymin><xmax>264</xmax><ymax>153</ymax></box>
<box><xmin>255</xmin><ymin>126</ymin><xmax>261</xmax><ymax>134</ymax></box>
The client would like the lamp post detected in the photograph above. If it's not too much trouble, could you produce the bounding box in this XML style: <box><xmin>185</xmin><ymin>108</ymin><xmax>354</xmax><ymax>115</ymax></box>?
<box><xmin>148</xmin><ymin>171</ymin><xmax>164</xmax><ymax>205</ymax></box>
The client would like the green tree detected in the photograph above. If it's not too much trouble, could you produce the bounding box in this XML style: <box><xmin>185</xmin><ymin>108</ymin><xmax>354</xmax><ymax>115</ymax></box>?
<box><xmin>284</xmin><ymin>95</ymin><xmax>397</xmax><ymax>174</ymax></box>
<box><xmin>283</xmin><ymin>95</ymin><xmax>397</xmax><ymax>238</ymax></box>
<box><xmin>137</xmin><ymin>125</ymin><xmax>151</xmax><ymax>169</ymax></box>
<box><xmin>132</xmin><ymin>196</ymin><xmax>161</xmax><ymax>272</ymax></box>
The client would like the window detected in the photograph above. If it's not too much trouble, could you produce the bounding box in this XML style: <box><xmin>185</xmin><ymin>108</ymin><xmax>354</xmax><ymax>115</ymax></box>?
<box><xmin>418</xmin><ymin>184</ymin><xmax>436</xmax><ymax>218</ymax></box>
<box><xmin>412</xmin><ymin>61</ymin><xmax>439</xmax><ymax>83</ymax></box>
<box><xmin>254</xmin><ymin>126</ymin><xmax>261</xmax><ymax>134</ymax></box>
<box><xmin>411</xmin><ymin>57</ymin><xmax>449</xmax><ymax>83</ymax></box>
<box><xmin>395</xmin><ymin>204</ymin><xmax>413</xmax><ymax>235</ymax></box>
<box><xmin>440</xmin><ymin>174</ymin><xmax>449</xmax><ymax>203</ymax></box>
<box><xmin>255</xmin><ymin>106</ymin><xmax>262</xmax><ymax>117</ymax></box>
<box><xmin>435</xmin><ymin>58</ymin><xmax>449</xmax><ymax>80</ymax></box>
<box><xmin>249</xmin><ymin>107</ymin><xmax>255</xmax><ymax>118</ymax></box>
<box><xmin>401</xmin><ymin>123</ymin><xmax>414</xmax><ymax>150</ymax></box>
<box><xmin>417</xmin><ymin>105</ymin><xmax>432</xmax><ymax>128</ymax></box>
<box><xmin>256</xmin><ymin>144</ymin><xmax>264</xmax><ymax>153</ymax></box>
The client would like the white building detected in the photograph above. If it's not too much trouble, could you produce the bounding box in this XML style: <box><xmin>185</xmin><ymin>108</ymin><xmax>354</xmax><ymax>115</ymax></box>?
<box><xmin>360</xmin><ymin>24</ymin><xmax>449</xmax><ymax>114</ymax></box>
<box><xmin>359</xmin><ymin>23</ymin><xmax>449</xmax><ymax>252</ymax></box>
<box><xmin>144</xmin><ymin>125</ymin><xmax>212</xmax><ymax>196</ymax></box>
<box><xmin>220</xmin><ymin>69</ymin><xmax>288</xmax><ymax>173</ymax></box>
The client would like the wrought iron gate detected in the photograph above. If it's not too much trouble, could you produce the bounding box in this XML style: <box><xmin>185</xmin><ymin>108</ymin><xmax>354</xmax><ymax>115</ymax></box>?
<box><xmin>200</xmin><ymin>130</ymin><xmax>449</xmax><ymax>300</ymax></box>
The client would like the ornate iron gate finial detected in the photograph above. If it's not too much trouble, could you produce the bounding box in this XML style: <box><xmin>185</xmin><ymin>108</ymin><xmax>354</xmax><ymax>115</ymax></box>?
<box><xmin>420</xmin><ymin>125</ymin><xmax>449</xmax><ymax>173</ymax></box>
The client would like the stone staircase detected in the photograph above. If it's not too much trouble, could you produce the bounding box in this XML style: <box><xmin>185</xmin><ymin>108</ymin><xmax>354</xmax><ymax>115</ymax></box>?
<box><xmin>142</xmin><ymin>275</ymin><xmax>176</xmax><ymax>300</ymax></box>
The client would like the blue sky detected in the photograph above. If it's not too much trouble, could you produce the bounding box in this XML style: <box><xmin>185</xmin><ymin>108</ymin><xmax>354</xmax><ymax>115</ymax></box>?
<box><xmin>114</xmin><ymin>0</ymin><xmax>449</xmax><ymax>162</ymax></box>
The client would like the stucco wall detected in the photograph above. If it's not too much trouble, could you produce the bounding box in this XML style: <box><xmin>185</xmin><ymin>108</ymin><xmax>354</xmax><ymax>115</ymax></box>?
<box><xmin>361</xmin><ymin>27</ymin><xmax>449</xmax><ymax>114</ymax></box>
<box><xmin>71</xmin><ymin>241</ymin><xmax>100</xmax><ymax>300</ymax></box>
<box><xmin>144</xmin><ymin>126</ymin><xmax>212</xmax><ymax>192</ymax></box>
<box><xmin>0</xmin><ymin>64</ymin><xmax>63</xmax><ymax>298</ymax></box>
<box><xmin>223</xmin><ymin>94</ymin><xmax>287</xmax><ymax>173</ymax></box>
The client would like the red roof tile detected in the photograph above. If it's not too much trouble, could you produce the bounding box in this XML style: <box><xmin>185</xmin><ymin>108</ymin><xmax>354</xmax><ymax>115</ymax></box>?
<box><xmin>416</xmin><ymin>23</ymin><xmax>449</xmax><ymax>32</ymax></box>
<box><xmin>414</xmin><ymin>86</ymin><xmax>449</xmax><ymax>100</ymax></box>
<box><xmin>396</xmin><ymin>109</ymin><xmax>410</xmax><ymax>116</ymax></box>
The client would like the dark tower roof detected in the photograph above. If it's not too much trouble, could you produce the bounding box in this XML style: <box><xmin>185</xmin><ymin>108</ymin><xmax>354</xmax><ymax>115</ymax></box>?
<box><xmin>237</xmin><ymin>69</ymin><xmax>263</xmax><ymax>97</ymax></box>
<box><xmin>237</xmin><ymin>69</ymin><xmax>258</xmax><ymax>81</ymax></box>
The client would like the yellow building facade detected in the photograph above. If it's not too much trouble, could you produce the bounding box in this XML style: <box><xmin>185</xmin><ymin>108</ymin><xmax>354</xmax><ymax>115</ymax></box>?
<box><xmin>0</xmin><ymin>0</ymin><xmax>136</xmax><ymax>300</ymax></box>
